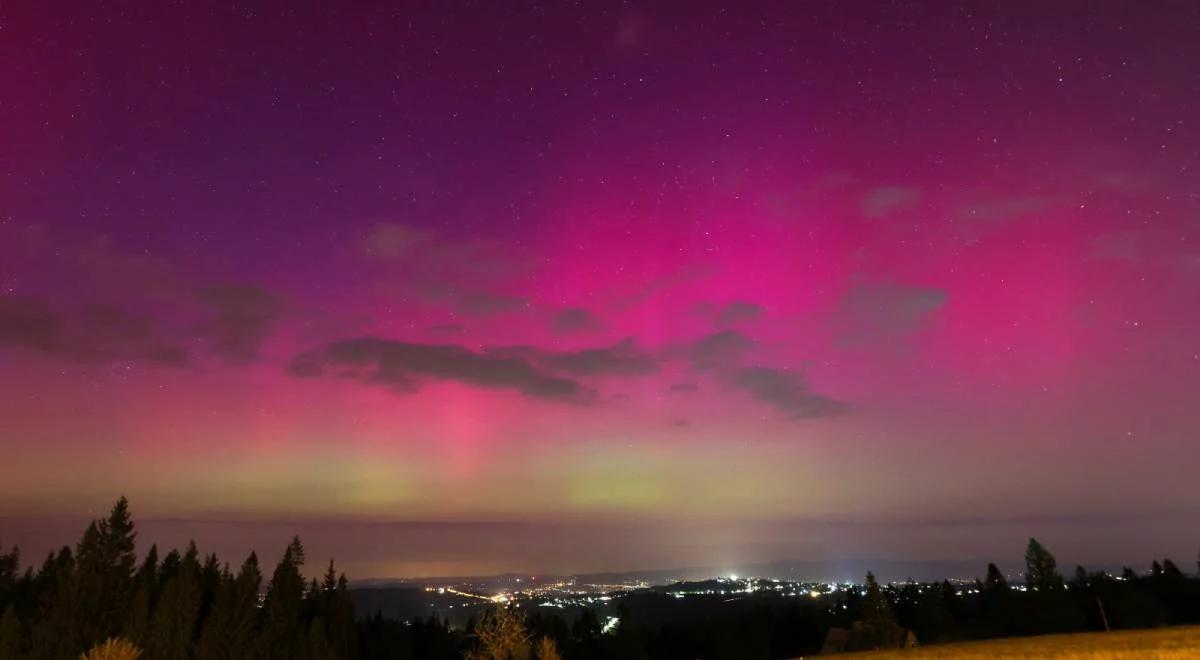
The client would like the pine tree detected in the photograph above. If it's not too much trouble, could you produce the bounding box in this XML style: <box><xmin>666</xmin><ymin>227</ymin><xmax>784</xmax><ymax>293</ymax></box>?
<box><xmin>136</xmin><ymin>545</ymin><xmax>159</xmax><ymax>593</ymax></box>
<box><xmin>0</xmin><ymin>503</ymin><xmax>375</xmax><ymax>660</ymax></box>
<box><xmin>0</xmin><ymin>543</ymin><xmax>18</xmax><ymax>612</ymax></box>
<box><xmin>984</xmin><ymin>563</ymin><xmax>1008</xmax><ymax>591</ymax></box>
<box><xmin>0</xmin><ymin>543</ymin><xmax>19</xmax><ymax>654</ymax></box>
<box><xmin>329</xmin><ymin>573</ymin><xmax>357</xmax><ymax>659</ymax></box>
<box><xmin>0</xmin><ymin>544</ymin><xmax>17</xmax><ymax>578</ymax></box>
<box><xmin>1024</xmin><ymin>538</ymin><xmax>1062</xmax><ymax>591</ymax></box>
<box><xmin>201</xmin><ymin>554</ymin><xmax>222</xmax><ymax>594</ymax></box>
<box><xmin>196</xmin><ymin>552</ymin><xmax>223</xmax><ymax>641</ymax></box>
<box><xmin>14</xmin><ymin>566</ymin><xmax>33</xmax><ymax>620</ymax></box>
<box><xmin>99</xmin><ymin>498</ymin><xmax>138</xmax><ymax>586</ymax></box>
<box><xmin>229</xmin><ymin>552</ymin><xmax>264</xmax><ymax>660</ymax></box>
<box><xmin>307</xmin><ymin>616</ymin><xmax>336</xmax><ymax>660</ymax></box>
<box><xmin>307</xmin><ymin>576</ymin><xmax>321</xmax><ymax>616</ymax></box>
<box><xmin>32</xmin><ymin>546</ymin><xmax>79</xmax><ymax>658</ymax></box>
<box><xmin>1162</xmin><ymin>559</ymin><xmax>1184</xmax><ymax>579</ymax></box>
<box><xmin>196</xmin><ymin>563</ymin><xmax>233</xmax><ymax>660</ymax></box>
<box><xmin>1071</xmin><ymin>565</ymin><xmax>1089</xmax><ymax>589</ymax></box>
<box><xmin>312</xmin><ymin>560</ymin><xmax>336</xmax><ymax>626</ymax></box>
<box><xmin>305</xmin><ymin>559</ymin><xmax>355</xmax><ymax>659</ymax></box>
<box><xmin>199</xmin><ymin>551</ymin><xmax>264</xmax><ymax>660</ymax></box>
<box><xmin>263</xmin><ymin>537</ymin><xmax>308</xmax><ymax>659</ymax></box>
<box><xmin>979</xmin><ymin>562</ymin><xmax>1014</xmax><ymax>638</ymax></box>
<box><xmin>125</xmin><ymin>544</ymin><xmax>159</xmax><ymax>647</ymax></box>
<box><xmin>0</xmin><ymin>606</ymin><xmax>24</xmax><ymax>657</ymax></box>
<box><xmin>158</xmin><ymin>548</ymin><xmax>181</xmax><ymax>588</ymax></box>
<box><xmin>70</xmin><ymin>519</ymin><xmax>106</xmax><ymax>650</ymax></box>
<box><xmin>73</xmin><ymin>497</ymin><xmax>139</xmax><ymax>648</ymax></box>
<box><xmin>321</xmin><ymin>560</ymin><xmax>337</xmax><ymax>594</ymax></box>
<box><xmin>571</xmin><ymin>607</ymin><xmax>601</xmax><ymax>647</ymax></box>
<box><xmin>151</xmin><ymin>541</ymin><xmax>201</xmax><ymax>660</ymax></box>
<box><xmin>861</xmin><ymin>571</ymin><xmax>896</xmax><ymax>649</ymax></box>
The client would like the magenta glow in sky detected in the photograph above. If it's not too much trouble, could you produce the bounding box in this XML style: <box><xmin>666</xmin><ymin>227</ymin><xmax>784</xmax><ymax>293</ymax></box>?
<box><xmin>2</xmin><ymin>2</ymin><xmax>1199</xmax><ymax>578</ymax></box>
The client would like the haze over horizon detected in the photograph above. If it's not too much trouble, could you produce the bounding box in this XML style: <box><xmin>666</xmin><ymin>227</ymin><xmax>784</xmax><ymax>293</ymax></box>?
<box><xmin>3</xmin><ymin>1</ymin><xmax>1199</xmax><ymax>580</ymax></box>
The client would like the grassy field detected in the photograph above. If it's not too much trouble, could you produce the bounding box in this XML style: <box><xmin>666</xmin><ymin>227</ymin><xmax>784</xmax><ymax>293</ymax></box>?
<box><xmin>834</xmin><ymin>625</ymin><xmax>1200</xmax><ymax>658</ymax></box>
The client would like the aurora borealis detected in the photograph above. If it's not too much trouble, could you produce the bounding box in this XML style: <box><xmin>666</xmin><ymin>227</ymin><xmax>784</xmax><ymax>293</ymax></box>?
<box><xmin>2</xmin><ymin>2</ymin><xmax>1199</xmax><ymax>578</ymax></box>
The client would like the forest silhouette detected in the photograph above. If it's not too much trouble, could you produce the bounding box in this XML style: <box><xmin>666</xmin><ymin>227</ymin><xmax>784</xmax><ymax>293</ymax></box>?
<box><xmin>2</xmin><ymin>498</ymin><xmax>1199</xmax><ymax>658</ymax></box>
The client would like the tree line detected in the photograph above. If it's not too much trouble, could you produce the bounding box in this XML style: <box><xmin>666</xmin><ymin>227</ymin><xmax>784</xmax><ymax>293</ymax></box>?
<box><xmin>882</xmin><ymin>538</ymin><xmax>1200</xmax><ymax>646</ymax></box>
<box><xmin>364</xmin><ymin>537</ymin><xmax>1200</xmax><ymax>659</ymax></box>
<box><xmin>3</xmin><ymin>499</ymin><xmax>1199</xmax><ymax>659</ymax></box>
<box><xmin>0</xmin><ymin>498</ymin><xmax>355</xmax><ymax>659</ymax></box>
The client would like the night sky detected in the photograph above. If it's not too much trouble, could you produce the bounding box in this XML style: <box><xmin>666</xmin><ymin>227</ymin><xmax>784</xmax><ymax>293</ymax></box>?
<box><xmin>2</xmin><ymin>2</ymin><xmax>1199</xmax><ymax>579</ymax></box>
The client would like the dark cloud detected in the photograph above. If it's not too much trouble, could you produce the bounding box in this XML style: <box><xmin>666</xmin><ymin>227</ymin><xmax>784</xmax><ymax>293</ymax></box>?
<box><xmin>958</xmin><ymin>196</ymin><xmax>1048</xmax><ymax>223</ymax></box>
<box><xmin>289</xmin><ymin>337</ymin><xmax>589</xmax><ymax>402</ymax></box>
<box><xmin>1092</xmin><ymin>228</ymin><xmax>1200</xmax><ymax>273</ymax></box>
<box><xmin>861</xmin><ymin>186</ymin><xmax>920</xmax><ymax>218</ymax></box>
<box><xmin>360</xmin><ymin>223</ymin><xmax>433</xmax><ymax>259</ymax></box>
<box><xmin>835</xmin><ymin>281</ymin><xmax>947</xmax><ymax>346</ymax></box>
<box><xmin>482</xmin><ymin>344</ymin><xmax>543</xmax><ymax>361</ymax></box>
<box><xmin>669</xmin><ymin>382</ymin><xmax>699</xmax><ymax>393</ymax></box>
<box><xmin>285</xmin><ymin>354</ymin><xmax>325</xmax><ymax>378</ymax></box>
<box><xmin>726</xmin><ymin>366</ymin><xmax>844</xmax><ymax>418</ymax></box>
<box><xmin>0</xmin><ymin>297</ymin><xmax>59</xmax><ymax>354</ymax></box>
<box><xmin>551</xmin><ymin>307</ymin><xmax>604</xmax><ymax>334</ymax></box>
<box><xmin>362</xmin><ymin>223</ymin><xmax>535</xmax><ymax>316</ymax></box>
<box><xmin>950</xmin><ymin>196</ymin><xmax>1053</xmax><ymax>243</ymax></box>
<box><xmin>73</xmin><ymin>304</ymin><xmax>189</xmax><ymax>366</ymax></box>
<box><xmin>689</xmin><ymin>330</ymin><xmax>755</xmax><ymax>370</ymax></box>
<box><xmin>716</xmin><ymin>301</ymin><xmax>763</xmax><ymax>327</ymax></box>
<box><xmin>290</xmin><ymin>334</ymin><xmax>659</xmax><ymax>401</ymax></box>
<box><xmin>547</xmin><ymin>338</ymin><xmax>658</xmax><ymax>376</ymax></box>
<box><xmin>688</xmin><ymin>331</ymin><xmax>843</xmax><ymax>421</ymax></box>
<box><xmin>458</xmin><ymin>291</ymin><xmax>528</xmax><ymax>315</ymax></box>
<box><xmin>614</xmin><ymin>263</ymin><xmax>720</xmax><ymax>310</ymax></box>
<box><xmin>4</xmin><ymin>232</ymin><xmax>291</xmax><ymax>365</ymax></box>
<box><xmin>1092</xmin><ymin>229</ymin><xmax>1146</xmax><ymax>264</ymax></box>
<box><xmin>490</xmin><ymin>339</ymin><xmax>659</xmax><ymax>377</ymax></box>
<box><xmin>363</xmin><ymin>221</ymin><xmax>526</xmax><ymax>274</ymax></box>
<box><xmin>69</xmin><ymin>236</ymin><xmax>181</xmax><ymax>298</ymax></box>
<box><xmin>417</xmin><ymin>282</ymin><xmax>528</xmax><ymax>316</ymax></box>
<box><xmin>0</xmin><ymin>296</ymin><xmax>188</xmax><ymax>367</ymax></box>
<box><xmin>429</xmin><ymin>323</ymin><xmax>466</xmax><ymax>334</ymax></box>
<box><xmin>196</xmin><ymin>284</ymin><xmax>284</xmax><ymax>363</ymax></box>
